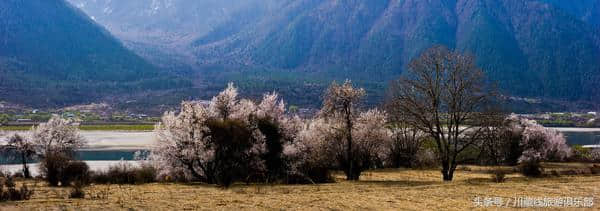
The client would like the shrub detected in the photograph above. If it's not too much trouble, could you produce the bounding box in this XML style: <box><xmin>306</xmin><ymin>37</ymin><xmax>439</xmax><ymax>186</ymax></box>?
<box><xmin>490</xmin><ymin>169</ymin><xmax>506</xmax><ymax>183</ymax></box>
<box><xmin>89</xmin><ymin>171</ymin><xmax>111</xmax><ymax>184</ymax></box>
<box><xmin>135</xmin><ymin>164</ymin><xmax>157</xmax><ymax>184</ymax></box>
<box><xmin>69</xmin><ymin>181</ymin><xmax>85</xmax><ymax>199</ymax></box>
<box><xmin>559</xmin><ymin>169</ymin><xmax>578</xmax><ymax>176</ymax></box>
<box><xmin>590</xmin><ymin>165</ymin><xmax>600</xmax><ymax>175</ymax></box>
<box><xmin>286</xmin><ymin>166</ymin><xmax>334</xmax><ymax>184</ymax></box>
<box><xmin>39</xmin><ymin>153</ymin><xmax>89</xmax><ymax>187</ymax></box>
<box><xmin>386</xmin><ymin>124</ymin><xmax>424</xmax><ymax>168</ymax></box>
<box><xmin>0</xmin><ymin>177</ymin><xmax>34</xmax><ymax>201</ymax></box>
<box><xmin>520</xmin><ymin>161</ymin><xmax>543</xmax><ymax>177</ymax></box>
<box><xmin>12</xmin><ymin>172</ymin><xmax>24</xmax><ymax>178</ymax></box>
<box><xmin>570</xmin><ymin>145</ymin><xmax>592</xmax><ymax>162</ymax></box>
<box><xmin>60</xmin><ymin>161</ymin><xmax>90</xmax><ymax>186</ymax></box>
<box><xmin>39</xmin><ymin>152</ymin><xmax>71</xmax><ymax>186</ymax></box>
<box><xmin>413</xmin><ymin>149</ymin><xmax>438</xmax><ymax>169</ymax></box>
<box><xmin>91</xmin><ymin>161</ymin><xmax>157</xmax><ymax>185</ymax></box>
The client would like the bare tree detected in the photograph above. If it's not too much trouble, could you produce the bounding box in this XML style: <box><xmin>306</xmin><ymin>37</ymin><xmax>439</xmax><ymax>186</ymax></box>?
<box><xmin>319</xmin><ymin>80</ymin><xmax>366</xmax><ymax>180</ymax></box>
<box><xmin>387</xmin><ymin>46</ymin><xmax>494</xmax><ymax>181</ymax></box>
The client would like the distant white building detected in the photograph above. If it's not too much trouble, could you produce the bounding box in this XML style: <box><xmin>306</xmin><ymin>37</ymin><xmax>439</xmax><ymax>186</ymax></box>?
<box><xmin>588</xmin><ymin>112</ymin><xmax>597</xmax><ymax>116</ymax></box>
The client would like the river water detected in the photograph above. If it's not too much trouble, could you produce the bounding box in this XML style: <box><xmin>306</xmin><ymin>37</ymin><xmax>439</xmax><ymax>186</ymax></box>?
<box><xmin>0</xmin><ymin>131</ymin><xmax>153</xmax><ymax>175</ymax></box>
<box><xmin>550</xmin><ymin>127</ymin><xmax>600</xmax><ymax>146</ymax></box>
<box><xmin>0</xmin><ymin>128</ymin><xmax>598</xmax><ymax>175</ymax></box>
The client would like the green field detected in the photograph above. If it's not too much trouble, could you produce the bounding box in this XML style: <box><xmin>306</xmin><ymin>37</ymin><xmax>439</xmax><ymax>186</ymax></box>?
<box><xmin>0</xmin><ymin>124</ymin><xmax>155</xmax><ymax>131</ymax></box>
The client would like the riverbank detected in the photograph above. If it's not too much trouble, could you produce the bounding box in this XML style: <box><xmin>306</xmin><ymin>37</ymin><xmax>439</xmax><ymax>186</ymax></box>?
<box><xmin>0</xmin><ymin>131</ymin><xmax>155</xmax><ymax>150</ymax></box>
<box><xmin>0</xmin><ymin>160</ymin><xmax>141</xmax><ymax>176</ymax></box>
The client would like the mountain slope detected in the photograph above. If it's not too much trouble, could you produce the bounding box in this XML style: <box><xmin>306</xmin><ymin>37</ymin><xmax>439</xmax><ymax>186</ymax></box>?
<box><xmin>67</xmin><ymin>0</ymin><xmax>283</xmax><ymax>69</ymax></box>
<box><xmin>0</xmin><ymin>0</ymin><xmax>189</xmax><ymax>106</ymax></box>
<box><xmin>192</xmin><ymin>0</ymin><xmax>600</xmax><ymax>102</ymax></box>
<box><xmin>66</xmin><ymin>0</ymin><xmax>600</xmax><ymax>107</ymax></box>
<box><xmin>540</xmin><ymin>0</ymin><xmax>600</xmax><ymax>27</ymax></box>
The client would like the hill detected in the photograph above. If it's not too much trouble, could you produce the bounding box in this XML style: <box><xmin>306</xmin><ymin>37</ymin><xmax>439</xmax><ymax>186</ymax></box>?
<box><xmin>0</xmin><ymin>0</ymin><xmax>190</xmax><ymax>107</ymax></box>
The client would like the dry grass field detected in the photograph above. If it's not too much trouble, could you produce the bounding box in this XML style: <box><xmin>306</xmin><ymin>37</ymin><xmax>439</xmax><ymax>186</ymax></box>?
<box><xmin>1</xmin><ymin>164</ymin><xmax>599</xmax><ymax>210</ymax></box>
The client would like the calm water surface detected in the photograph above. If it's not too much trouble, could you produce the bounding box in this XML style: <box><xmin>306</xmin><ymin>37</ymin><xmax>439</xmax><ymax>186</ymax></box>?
<box><xmin>0</xmin><ymin>128</ymin><xmax>598</xmax><ymax>175</ymax></box>
<box><xmin>550</xmin><ymin>127</ymin><xmax>600</xmax><ymax>146</ymax></box>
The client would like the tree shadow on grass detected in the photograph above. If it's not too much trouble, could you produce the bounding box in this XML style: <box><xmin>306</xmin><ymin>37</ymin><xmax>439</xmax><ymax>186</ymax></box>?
<box><xmin>463</xmin><ymin>177</ymin><xmax>494</xmax><ymax>185</ymax></box>
<box><xmin>354</xmin><ymin>180</ymin><xmax>439</xmax><ymax>188</ymax></box>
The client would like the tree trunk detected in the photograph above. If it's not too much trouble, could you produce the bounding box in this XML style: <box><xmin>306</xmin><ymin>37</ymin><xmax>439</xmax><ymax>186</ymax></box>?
<box><xmin>344</xmin><ymin>164</ymin><xmax>361</xmax><ymax>181</ymax></box>
<box><xmin>21</xmin><ymin>153</ymin><xmax>31</xmax><ymax>178</ymax></box>
<box><xmin>346</xmin><ymin>111</ymin><xmax>354</xmax><ymax>181</ymax></box>
<box><xmin>442</xmin><ymin>171</ymin><xmax>453</xmax><ymax>181</ymax></box>
<box><xmin>441</xmin><ymin>161</ymin><xmax>454</xmax><ymax>181</ymax></box>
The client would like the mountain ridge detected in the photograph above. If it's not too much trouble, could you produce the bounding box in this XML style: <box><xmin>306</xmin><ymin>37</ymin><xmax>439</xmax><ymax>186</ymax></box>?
<box><xmin>0</xmin><ymin>0</ymin><xmax>190</xmax><ymax>107</ymax></box>
<box><xmin>13</xmin><ymin>0</ymin><xmax>600</xmax><ymax>110</ymax></box>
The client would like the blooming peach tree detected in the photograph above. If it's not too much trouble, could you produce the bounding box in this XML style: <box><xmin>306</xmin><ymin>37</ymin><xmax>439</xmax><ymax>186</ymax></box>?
<box><xmin>152</xmin><ymin>83</ymin><xmax>303</xmax><ymax>185</ymax></box>
<box><xmin>31</xmin><ymin>116</ymin><xmax>86</xmax><ymax>157</ymax></box>
<box><xmin>507</xmin><ymin>116</ymin><xmax>572</xmax><ymax>163</ymax></box>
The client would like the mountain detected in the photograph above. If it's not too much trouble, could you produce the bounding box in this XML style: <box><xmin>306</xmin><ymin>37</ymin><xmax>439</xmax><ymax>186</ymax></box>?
<box><xmin>66</xmin><ymin>0</ymin><xmax>283</xmax><ymax>70</ymax></box>
<box><xmin>0</xmin><ymin>0</ymin><xmax>190</xmax><ymax>107</ymax></box>
<box><xmin>540</xmin><ymin>0</ymin><xmax>600</xmax><ymax>27</ymax></box>
<box><xmin>66</xmin><ymin>0</ymin><xmax>600</xmax><ymax>109</ymax></box>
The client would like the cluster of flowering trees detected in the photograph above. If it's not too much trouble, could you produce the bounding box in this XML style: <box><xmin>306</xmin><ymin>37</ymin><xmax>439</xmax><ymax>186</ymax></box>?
<box><xmin>150</xmin><ymin>45</ymin><xmax>576</xmax><ymax>183</ymax></box>
<box><xmin>152</xmin><ymin>81</ymin><xmax>392</xmax><ymax>184</ymax></box>
<box><xmin>152</xmin><ymin>83</ymin><xmax>304</xmax><ymax>185</ymax></box>
<box><xmin>152</xmin><ymin>81</ymin><xmax>577</xmax><ymax>184</ymax></box>
<box><xmin>3</xmin><ymin>116</ymin><xmax>86</xmax><ymax>183</ymax></box>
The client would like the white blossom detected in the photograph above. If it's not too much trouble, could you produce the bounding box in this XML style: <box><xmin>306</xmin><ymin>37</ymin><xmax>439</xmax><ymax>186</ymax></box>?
<box><xmin>31</xmin><ymin>116</ymin><xmax>86</xmax><ymax>156</ymax></box>
<box><xmin>209</xmin><ymin>82</ymin><xmax>238</xmax><ymax>120</ymax></box>
<box><xmin>510</xmin><ymin>117</ymin><xmax>572</xmax><ymax>163</ymax></box>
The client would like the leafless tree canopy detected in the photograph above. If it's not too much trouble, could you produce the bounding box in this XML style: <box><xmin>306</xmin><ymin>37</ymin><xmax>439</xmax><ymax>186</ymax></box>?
<box><xmin>387</xmin><ymin>46</ymin><xmax>496</xmax><ymax>181</ymax></box>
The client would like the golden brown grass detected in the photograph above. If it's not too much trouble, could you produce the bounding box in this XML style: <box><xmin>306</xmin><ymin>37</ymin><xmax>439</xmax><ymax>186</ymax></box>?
<box><xmin>2</xmin><ymin>164</ymin><xmax>599</xmax><ymax>210</ymax></box>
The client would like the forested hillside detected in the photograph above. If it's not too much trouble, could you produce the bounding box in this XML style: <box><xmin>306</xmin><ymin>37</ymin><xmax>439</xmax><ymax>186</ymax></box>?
<box><xmin>0</xmin><ymin>0</ymin><xmax>190</xmax><ymax>106</ymax></box>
